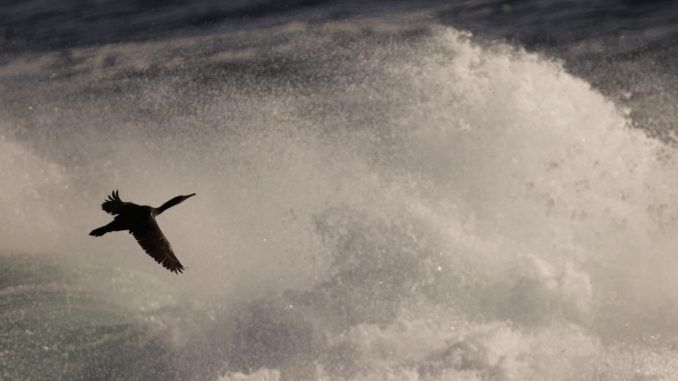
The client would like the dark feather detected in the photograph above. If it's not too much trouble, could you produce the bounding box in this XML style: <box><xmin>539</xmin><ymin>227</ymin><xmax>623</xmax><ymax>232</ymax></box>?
<box><xmin>101</xmin><ymin>190</ymin><xmax>125</xmax><ymax>215</ymax></box>
<box><xmin>130</xmin><ymin>218</ymin><xmax>186</xmax><ymax>274</ymax></box>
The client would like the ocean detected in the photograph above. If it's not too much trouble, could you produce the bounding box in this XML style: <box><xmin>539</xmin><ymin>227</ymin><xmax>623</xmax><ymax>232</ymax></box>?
<box><xmin>2</xmin><ymin>1</ymin><xmax>678</xmax><ymax>380</ymax></box>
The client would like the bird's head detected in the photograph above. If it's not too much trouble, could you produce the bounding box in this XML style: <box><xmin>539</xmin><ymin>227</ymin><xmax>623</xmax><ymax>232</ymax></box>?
<box><xmin>156</xmin><ymin>193</ymin><xmax>197</xmax><ymax>215</ymax></box>
<box><xmin>182</xmin><ymin>193</ymin><xmax>197</xmax><ymax>201</ymax></box>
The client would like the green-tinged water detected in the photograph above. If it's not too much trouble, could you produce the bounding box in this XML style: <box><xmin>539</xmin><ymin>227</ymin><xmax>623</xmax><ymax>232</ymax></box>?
<box><xmin>0</xmin><ymin>253</ymin><xmax>183</xmax><ymax>381</ymax></box>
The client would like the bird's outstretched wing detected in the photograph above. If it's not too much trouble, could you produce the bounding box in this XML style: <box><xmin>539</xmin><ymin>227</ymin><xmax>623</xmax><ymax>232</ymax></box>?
<box><xmin>101</xmin><ymin>190</ymin><xmax>125</xmax><ymax>215</ymax></box>
<box><xmin>130</xmin><ymin>219</ymin><xmax>186</xmax><ymax>274</ymax></box>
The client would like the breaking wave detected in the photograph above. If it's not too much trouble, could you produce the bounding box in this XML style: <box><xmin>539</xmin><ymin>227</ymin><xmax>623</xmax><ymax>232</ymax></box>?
<box><xmin>3</xmin><ymin>23</ymin><xmax>678</xmax><ymax>380</ymax></box>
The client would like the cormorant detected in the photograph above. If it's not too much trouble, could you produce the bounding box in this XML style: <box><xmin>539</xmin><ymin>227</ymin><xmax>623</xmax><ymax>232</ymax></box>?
<box><xmin>89</xmin><ymin>190</ymin><xmax>195</xmax><ymax>274</ymax></box>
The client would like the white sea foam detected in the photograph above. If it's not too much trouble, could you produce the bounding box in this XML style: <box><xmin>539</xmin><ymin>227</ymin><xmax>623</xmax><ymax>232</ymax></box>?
<box><xmin>2</xmin><ymin>24</ymin><xmax>678</xmax><ymax>380</ymax></box>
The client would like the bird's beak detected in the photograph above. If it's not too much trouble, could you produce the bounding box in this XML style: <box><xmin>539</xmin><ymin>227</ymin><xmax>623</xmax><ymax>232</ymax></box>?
<box><xmin>185</xmin><ymin>193</ymin><xmax>196</xmax><ymax>199</ymax></box>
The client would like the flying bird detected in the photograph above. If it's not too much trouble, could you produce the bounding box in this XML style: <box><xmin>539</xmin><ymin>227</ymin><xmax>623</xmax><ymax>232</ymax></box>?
<box><xmin>89</xmin><ymin>190</ymin><xmax>195</xmax><ymax>273</ymax></box>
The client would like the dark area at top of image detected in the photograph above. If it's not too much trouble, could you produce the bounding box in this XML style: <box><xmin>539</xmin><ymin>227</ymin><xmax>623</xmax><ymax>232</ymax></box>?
<box><xmin>1</xmin><ymin>0</ymin><xmax>677</xmax><ymax>54</ymax></box>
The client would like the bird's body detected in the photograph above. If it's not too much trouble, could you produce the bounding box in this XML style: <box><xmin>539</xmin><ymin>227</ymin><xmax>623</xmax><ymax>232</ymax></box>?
<box><xmin>89</xmin><ymin>190</ymin><xmax>195</xmax><ymax>274</ymax></box>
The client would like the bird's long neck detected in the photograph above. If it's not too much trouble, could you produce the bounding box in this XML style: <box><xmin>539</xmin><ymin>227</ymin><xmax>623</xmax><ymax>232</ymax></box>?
<box><xmin>155</xmin><ymin>196</ymin><xmax>185</xmax><ymax>215</ymax></box>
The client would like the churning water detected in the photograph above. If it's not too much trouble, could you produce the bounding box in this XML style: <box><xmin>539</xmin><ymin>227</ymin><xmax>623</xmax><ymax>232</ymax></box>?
<box><xmin>3</xmin><ymin>2</ymin><xmax>678</xmax><ymax>380</ymax></box>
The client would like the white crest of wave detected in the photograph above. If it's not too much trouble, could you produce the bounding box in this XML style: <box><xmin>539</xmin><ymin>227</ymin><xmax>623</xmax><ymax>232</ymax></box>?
<box><xmin>219</xmin><ymin>368</ymin><xmax>281</xmax><ymax>381</ymax></box>
<box><xmin>3</xmin><ymin>25</ymin><xmax>678</xmax><ymax>380</ymax></box>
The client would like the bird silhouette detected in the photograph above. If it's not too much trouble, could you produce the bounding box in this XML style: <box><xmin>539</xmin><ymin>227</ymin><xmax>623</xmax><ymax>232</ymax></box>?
<box><xmin>89</xmin><ymin>190</ymin><xmax>195</xmax><ymax>273</ymax></box>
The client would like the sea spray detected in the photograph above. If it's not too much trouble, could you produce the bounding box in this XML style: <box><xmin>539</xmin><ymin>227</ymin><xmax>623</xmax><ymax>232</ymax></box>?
<box><xmin>2</xmin><ymin>23</ymin><xmax>678</xmax><ymax>380</ymax></box>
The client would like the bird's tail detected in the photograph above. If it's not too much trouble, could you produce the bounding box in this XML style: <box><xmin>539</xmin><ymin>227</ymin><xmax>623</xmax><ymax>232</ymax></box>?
<box><xmin>89</xmin><ymin>225</ymin><xmax>111</xmax><ymax>237</ymax></box>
